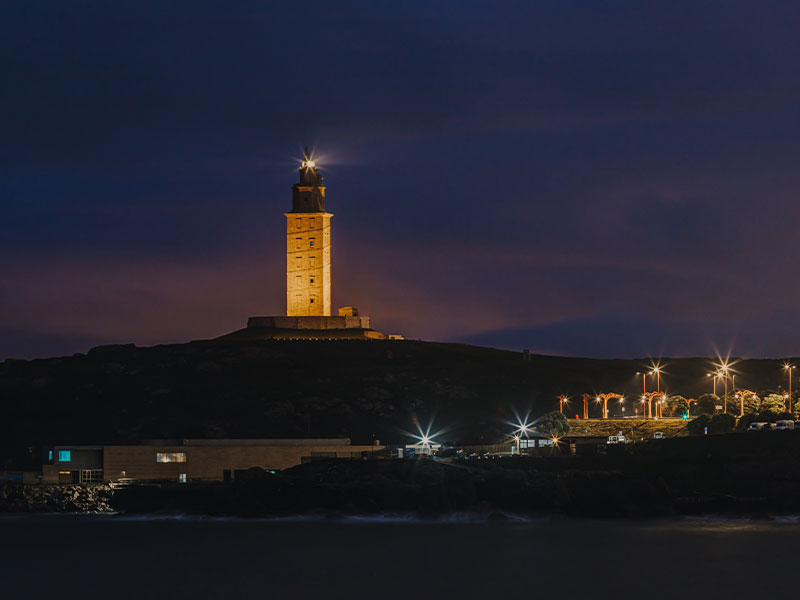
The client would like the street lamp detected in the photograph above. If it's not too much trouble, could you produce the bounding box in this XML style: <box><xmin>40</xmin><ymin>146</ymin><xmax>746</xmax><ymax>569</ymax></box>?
<box><xmin>719</xmin><ymin>362</ymin><xmax>730</xmax><ymax>414</ymax></box>
<box><xmin>649</xmin><ymin>366</ymin><xmax>662</xmax><ymax>394</ymax></box>
<box><xmin>557</xmin><ymin>394</ymin><xmax>568</xmax><ymax>414</ymax></box>
<box><xmin>707</xmin><ymin>371</ymin><xmax>723</xmax><ymax>395</ymax></box>
<box><xmin>784</xmin><ymin>364</ymin><xmax>795</xmax><ymax>413</ymax></box>
<box><xmin>636</xmin><ymin>371</ymin><xmax>647</xmax><ymax>396</ymax></box>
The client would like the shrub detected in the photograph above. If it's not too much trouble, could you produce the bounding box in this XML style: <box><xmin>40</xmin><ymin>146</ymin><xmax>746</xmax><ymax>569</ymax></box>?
<box><xmin>687</xmin><ymin>414</ymin><xmax>711</xmax><ymax>435</ymax></box>
<box><xmin>708</xmin><ymin>413</ymin><xmax>736</xmax><ymax>434</ymax></box>
<box><xmin>762</xmin><ymin>394</ymin><xmax>787</xmax><ymax>413</ymax></box>
<box><xmin>740</xmin><ymin>392</ymin><xmax>761</xmax><ymax>414</ymax></box>
<box><xmin>665</xmin><ymin>395</ymin><xmax>689</xmax><ymax>418</ymax></box>
<box><xmin>736</xmin><ymin>413</ymin><xmax>757</xmax><ymax>432</ymax></box>
<box><xmin>693</xmin><ymin>394</ymin><xmax>719</xmax><ymax>416</ymax></box>
<box><xmin>756</xmin><ymin>410</ymin><xmax>781</xmax><ymax>423</ymax></box>
<box><xmin>536</xmin><ymin>411</ymin><xmax>569</xmax><ymax>437</ymax></box>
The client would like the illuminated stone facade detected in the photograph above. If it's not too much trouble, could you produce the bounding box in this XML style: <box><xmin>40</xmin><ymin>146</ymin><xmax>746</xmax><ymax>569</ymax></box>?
<box><xmin>286</xmin><ymin>148</ymin><xmax>332</xmax><ymax>316</ymax></box>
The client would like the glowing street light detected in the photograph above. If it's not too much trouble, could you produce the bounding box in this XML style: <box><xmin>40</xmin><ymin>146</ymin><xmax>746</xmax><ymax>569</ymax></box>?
<box><xmin>649</xmin><ymin>365</ymin><xmax>663</xmax><ymax>394</ymax></box>
<box><xmin>557</xmin><ymin>394</ymin><xmax>569</xmax><ymax>414</ymax></box>
<box><xmin>719</xmin><ymin>362</ymin><xmax>730</xmax><ymax>414</ymax></box>
<box><xmin>784</xmin><ymin>363</ymin><xmax>795</xmax><ymax>413</ymax></box>
<box><xmin>404</xmin><ymin>420</ymin><xmax>446</xmax><ymax>457</ymax></box>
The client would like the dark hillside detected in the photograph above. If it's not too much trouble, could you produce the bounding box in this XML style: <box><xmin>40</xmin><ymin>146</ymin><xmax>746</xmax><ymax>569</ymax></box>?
<box><xmin>0</xmin><ymin>338</ymin><xmax>796</xmax><ymax>467</ymax></box>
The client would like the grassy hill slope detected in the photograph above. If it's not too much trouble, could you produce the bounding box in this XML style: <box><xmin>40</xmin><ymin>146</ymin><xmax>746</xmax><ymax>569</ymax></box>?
<box><xmin>0</xmin><ymin>338</ymin><xmax>795</xmax><ymax>466</ymax></box>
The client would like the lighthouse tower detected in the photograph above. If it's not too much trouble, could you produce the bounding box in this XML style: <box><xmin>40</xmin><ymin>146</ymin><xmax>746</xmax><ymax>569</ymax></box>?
<box><xmin>285</xmin><ymin>147</ymin><xmax>332</xmax><ymax>316</ymax></box>
<box><xmin>241</xmin><ymin>146</ymin><xmax>392</xmax><ymax>339</ymax></box>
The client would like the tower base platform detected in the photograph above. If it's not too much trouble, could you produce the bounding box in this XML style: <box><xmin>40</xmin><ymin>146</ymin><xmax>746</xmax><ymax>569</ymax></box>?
<box><xmin>215</xmin><ymin>315</ymin><xmax>388</xmax><ymax>341</ymax></box>
<box><xmin>247</xmin><ymin>316</ymin><xmax>372</xmax><ymax>330</ymax></box>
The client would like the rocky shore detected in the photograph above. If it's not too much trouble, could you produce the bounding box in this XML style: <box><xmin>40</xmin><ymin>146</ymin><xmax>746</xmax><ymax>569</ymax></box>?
<box><xmin>0</xmin><ymin>483</ymin><xmax>113</xmax><ymax>513</ymax></box>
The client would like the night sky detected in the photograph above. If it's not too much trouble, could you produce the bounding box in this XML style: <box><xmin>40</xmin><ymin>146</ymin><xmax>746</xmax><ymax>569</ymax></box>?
<box><xmin>3</xmin><ymin>1</ymin><xmax>800</xmax><ymax>360</ymax></box>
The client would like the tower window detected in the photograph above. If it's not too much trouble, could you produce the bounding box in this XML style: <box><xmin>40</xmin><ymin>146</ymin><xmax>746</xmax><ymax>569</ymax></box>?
<box><xmin>310</xmin><ymin>278</ymin><xmax>315</xmax><ymax>284</ymax></box>
<box><xmin>310</xmin><ymin>298</ymin><xmax>315</xmax><ymax>303</ymax></box>
<box><xmin>309</xmin><ymin>237</ymin><xmax>315</xmax><ymax>247</ymax></box>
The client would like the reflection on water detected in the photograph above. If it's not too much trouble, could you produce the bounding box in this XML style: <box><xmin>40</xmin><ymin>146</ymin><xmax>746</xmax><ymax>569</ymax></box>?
<box><xmin>0</xmin><ymin>514</ymin><xmax>797</xmax><ymax>599</ymax></box>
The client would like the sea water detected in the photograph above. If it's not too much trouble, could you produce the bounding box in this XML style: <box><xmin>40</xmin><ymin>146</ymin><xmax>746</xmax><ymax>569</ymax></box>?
<box><xmin>0</xmin><ymin>514</ymin><xmax>793</xmax><ymax>599</ymax></box>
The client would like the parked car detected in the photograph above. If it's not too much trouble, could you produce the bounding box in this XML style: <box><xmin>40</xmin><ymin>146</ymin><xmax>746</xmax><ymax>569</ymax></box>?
<box><xmin>775</xmin><ymin>420</ymin><xmax>795</xmax><ymax>430</ymax></box>
<box><xmin>747</xmin><ymin>422</ymin><xmax>769</xmax><ymax>431</ymax></box>
<box><xmin>607</xmin><ymin>434</ymin><xmax>629</xmax><ymax>444</ymax></box>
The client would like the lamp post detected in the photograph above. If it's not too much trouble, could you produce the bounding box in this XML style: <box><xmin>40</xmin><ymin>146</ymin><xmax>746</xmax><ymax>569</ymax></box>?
<box><xmin>708</xmin><ymin>370</ymin><xmax>723</xmax><ymax>395</ymax></box>
<box><xmin>557</xmin><ymin>394</ymin><xmax>568</xmax><ymax>414</ymax></box>
<box><xmin>784</xmin><ymin>364</ymin><xmax>795</xmax><ymax>413</ymax></box>
<box><xmin>636</xmin><ymin>371</ymin><xmax>647</xmax><ymax>396</ymax></box>
<box><xmin>649</xmin><ymin>366</ymin><xmax>662</xmax><ymax>394</ymax></box>
<box><xmin>719</xmin><ymin>363</ymin><xmax>730</xmax><ymax>414</ymax></box>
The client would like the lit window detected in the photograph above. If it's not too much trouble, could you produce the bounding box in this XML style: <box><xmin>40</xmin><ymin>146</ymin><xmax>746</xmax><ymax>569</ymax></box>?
<box><xmin>59</xmin><ymin>450</ymin><xmax>71</xmax><ymax>462</ymax></box>
<box><xmin>48</xmin><ymin>450</ymin><xmax>53</xmax><ymax>462</ymax></box>
<box><xmin>156</xmin><ymin>452</ymin><xmax>187</xmax><ymax>463</ymax></box>
<box><xmin>178</xmin><ymin>473</ymin><xmax>187</xmax><ymax>484</ymax></box>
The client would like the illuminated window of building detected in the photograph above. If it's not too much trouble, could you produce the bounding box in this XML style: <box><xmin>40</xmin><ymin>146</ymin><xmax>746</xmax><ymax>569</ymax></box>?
<box><xmin>178</xmin><ymin>473</ymin><xmax>187</xmax><ymax>484</ymax></box>
<box><xmin>156</xmin><ymin>452</ymin><xmax>187</xmax><ymax>463</ymax></box>
<box><xmin>309</xmin><ymin>237</ymin><xmax>315</xmax><ymax>247</ymax></box>
<box><xmin>48</xmin><ymin>450</ymin><xmax>53</xmax><ymax>462</ymax></box>
<box><xmin>59</xmin><ymin>450</ymin><xmax>71</xmax><ymax>462</ymax></box>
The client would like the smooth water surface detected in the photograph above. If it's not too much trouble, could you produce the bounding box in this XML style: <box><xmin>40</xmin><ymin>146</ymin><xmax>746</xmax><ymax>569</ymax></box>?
<box><xmin>0</xmin><ymin>514</ymin><xmax>794</xmax><ymax>599</ymax></box>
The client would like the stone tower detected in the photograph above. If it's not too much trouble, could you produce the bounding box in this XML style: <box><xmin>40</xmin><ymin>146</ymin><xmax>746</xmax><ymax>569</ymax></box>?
<box><xmin>285</xmin><ymin>147</ymin><xmax>332</xmax><ymax>316</ymax></box>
